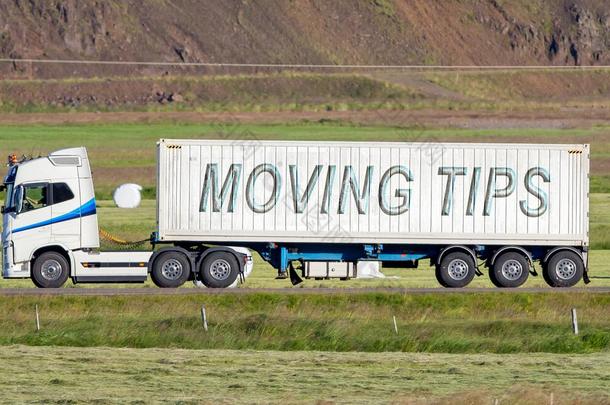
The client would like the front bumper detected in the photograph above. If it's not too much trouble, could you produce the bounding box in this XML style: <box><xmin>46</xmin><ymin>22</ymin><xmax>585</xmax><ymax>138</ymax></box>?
<box><xmin>2</xmin><ymin>242</ymin><xmax>29</xmax><ymax>279</ymax></box>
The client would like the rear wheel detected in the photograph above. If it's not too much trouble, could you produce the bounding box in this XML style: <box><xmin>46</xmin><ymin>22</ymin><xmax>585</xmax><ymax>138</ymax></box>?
<box><xmin>490</xmin><ymin>252</ymin><xmax>530</xmax><ymax>288</ymax></box>
<box><xmin>436</xmin><ymin>252</ymin><xmax>476</xmax><ymax>288</ymax></box>
<box><xmin>31</xmin><ymin>252</ymin><xmax>70</xmax><ymax>288</ymax></box>
<box><xmin>199</xmin><ymin>251</ymin><xmax>239</xmax><ymax>288</ymax></box>
<box><xmin>544</xmin><ymin>251</ymin><xmax>583</xmax><ymax>288</ymax></box>
<box><xmin>151</xmin><ymin>251</ymin><xmax>191</xmax><ymax>288</ymax></box>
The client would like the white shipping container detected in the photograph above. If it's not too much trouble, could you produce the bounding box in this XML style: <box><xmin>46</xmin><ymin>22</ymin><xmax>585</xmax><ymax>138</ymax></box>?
<box><xmin>157</xmin><ymin>139</ymin><xmax>589</xmax><ymax>247</ymax></box>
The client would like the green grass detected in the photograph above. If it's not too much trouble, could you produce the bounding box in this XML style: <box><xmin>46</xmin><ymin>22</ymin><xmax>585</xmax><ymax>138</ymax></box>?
<box><xmin>1</xmin><ymin>345</ymin><xmax>608</xmax><ymax>404</ymax></box>
<box><xmin>2</xmin><ymin>196</ymin><xmax>610</xmax><ymax>289</ymax></box>
<box><xmin>90</xmin><ymin>192</ymin><xmax>610</xmax><ymax>253</ymax></box>
<box><xmin>0</xmin><ymin>122</ymin><xmax>609</xmax><ymax>288</ymax></box>
<box><xmin>0</xmin><ymin>292</ymin><xmax>608</xmax><ymax>353</ymax></box>
<box><xmin>70</xmin><ymin>196</ymin><xmax>610</xmax><ymax>287</ymax></box>
<box><xmin>1</xmin><ymin>122</ymin><xmax>609</xmax><ymax>198</ymax></box>
<box><xmin>590</xmin><ymin>193</ymin><xmax>610</xmax><ymax>249</ymax></box>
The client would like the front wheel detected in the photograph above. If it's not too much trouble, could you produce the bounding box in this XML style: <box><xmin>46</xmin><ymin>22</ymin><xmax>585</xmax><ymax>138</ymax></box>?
<box><xmin>544</xmin><ymin>251</ymin><xmax>584</xmax><ymax>288</ymax></box>
<box><xmin>151</xmin><ymin>251</ymin><xmax>191</xmax><ymax>288</ymax></box>
<box><xmin>31</xmin><ymin>252</ymin><xmax>70</xmax><ymax>288</ymax></box>
<box><xmin>436</xmin><ymin>252</ymin><xmax>476</xmax><ymax>288</ymax></box>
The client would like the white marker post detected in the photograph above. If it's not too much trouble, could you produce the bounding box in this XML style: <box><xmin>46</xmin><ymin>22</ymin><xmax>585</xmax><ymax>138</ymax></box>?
<box><xmin>35</xmin><ymin>304</ymin><xmax>40</xmax><ymax>332</ymax></box>
<box><xmin>393</xmin><ymin>316</ymin><xmax>398</xmax><ymax>335</ymax></box>
<box><xmin>201</xmin><ymin>305</ymin><xmax>208</xmax><ymax>332</ymax></box>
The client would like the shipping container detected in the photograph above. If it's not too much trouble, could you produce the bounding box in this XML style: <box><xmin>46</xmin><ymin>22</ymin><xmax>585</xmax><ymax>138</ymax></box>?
<box><xmin>157</xmin><ymin>140</ymin><xmax>589</xmax><ymax>248</ymax></box>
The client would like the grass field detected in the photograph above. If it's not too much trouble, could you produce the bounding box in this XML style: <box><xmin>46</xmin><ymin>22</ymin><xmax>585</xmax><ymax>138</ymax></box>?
<box><xmin>1</xmin><ymin>345</ymin><xmax>608</xmax><ymax>404</ymax></box>
<box><xmin>0</xmin><ymin>122</ymin><xmax>607</xmax><ymax>289</ymax></box>
<box><xmin>0</xmin><ymin>121</ymin><xmax>607</xmax><ymax>289</ymax></box>
<box><xmin>0</xmin><ymin>118</ymin><xmax>608</xmax><ymax>403</ymax></box>
<box><xmin>1</xmin><ymin>122</ymin><xmax>609</xmax><ymax>198</ymax></box>
<box><xmin>2</xmin><ymin>70</ymin><xmax>610</xmax><ymax>115</ymax></box>
<box><xmin>0</xmin><ymin>194</ymin><xmax>608</xmax><ymax>289</ymax></box>
<box><xmin>0</xmin><ymin>292</ymin><xmax>607</xmax><ymax>353</ymax></box>
<box><xmin>93</xmin><ymin>192</ymin><xmax>610</xmax><ymax>253</ymax></box>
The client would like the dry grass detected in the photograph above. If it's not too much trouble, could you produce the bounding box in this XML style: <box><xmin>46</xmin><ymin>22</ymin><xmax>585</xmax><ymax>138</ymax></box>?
<box><xmin>1</xmin><ymin>345</ymin><xmax>608</xmax><ymax>404</ymax></box>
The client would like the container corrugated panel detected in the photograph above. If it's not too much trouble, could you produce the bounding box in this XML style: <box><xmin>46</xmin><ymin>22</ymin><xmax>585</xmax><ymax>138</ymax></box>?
<box><xmin>157</xmin><ymin>139</ymin><xmax>589</xmax><ymax>247</ymax></box>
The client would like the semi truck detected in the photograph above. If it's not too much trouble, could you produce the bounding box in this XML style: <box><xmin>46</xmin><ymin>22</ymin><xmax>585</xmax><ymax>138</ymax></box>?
<box><xmin>1</xmin><ymin>139</ymin><xmax>590</xmax><ymax>289</ymax></box>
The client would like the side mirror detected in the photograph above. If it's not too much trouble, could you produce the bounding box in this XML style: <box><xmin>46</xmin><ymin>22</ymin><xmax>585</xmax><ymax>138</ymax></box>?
<box><xmin>0</xmin><ymin>206</ymin><xmax>4</xmax><ymax>214</ymax></box>
<box><xmin>14</xmin><ymin>186</ymin><xmax>23</xmax><ymax>214</ymax></box>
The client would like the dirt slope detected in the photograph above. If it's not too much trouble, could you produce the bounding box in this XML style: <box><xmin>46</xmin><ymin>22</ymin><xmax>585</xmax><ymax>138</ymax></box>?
<box><xmin>0</xmin><ymin>0</ymin><xmax>609</xmax><ymax>78</ymax></box>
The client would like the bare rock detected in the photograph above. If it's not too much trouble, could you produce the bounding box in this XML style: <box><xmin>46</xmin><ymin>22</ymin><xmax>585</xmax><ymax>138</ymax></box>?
<box><xmin>168</xmin><ymin>93</ymin><xmax>184</xmax><ymax>103</ymax></box>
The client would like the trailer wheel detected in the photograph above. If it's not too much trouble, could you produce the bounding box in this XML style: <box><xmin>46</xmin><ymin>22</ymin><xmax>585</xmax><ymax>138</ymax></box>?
<box><xmin>490</xmin><ymin>252</ymin><xmax>529</xmax><ymax>288</ymax></box>
<box><xmin>151</xmin><ymin>251</ymin><xmax>190</xmax><ymax>288</ymax></box>
<box><xmin>31</xmin><ymin>252</ymin><xmax>70</xmax><ymax>288</ymax></box>
<box><xmin>437</xmin><ymin>252</ymin><xmax>476</xmax><ymax>288</ymax></box>
<box><xmin>199</xmin><ymin>251</ymin><xmax>239</xmax><ymax>288</ymax></box>
<box><xmin>544</xmin><ymin>251</ymin><xmax>584</xmax><ymax>288</ymax></box>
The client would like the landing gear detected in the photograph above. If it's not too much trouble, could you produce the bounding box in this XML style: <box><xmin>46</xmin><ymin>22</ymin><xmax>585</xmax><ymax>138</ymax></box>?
<box><xmin>436</xmin><ymin>252</ymin><xmax>476</xmax><ymax>288</ymax></box>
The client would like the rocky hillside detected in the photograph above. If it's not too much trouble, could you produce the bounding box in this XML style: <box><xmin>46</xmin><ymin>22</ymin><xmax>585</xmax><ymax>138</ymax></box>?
<box><xmin>0</xmin><ymin>0</ymin><xmax>609</xmax><ymax>78</ymax></box>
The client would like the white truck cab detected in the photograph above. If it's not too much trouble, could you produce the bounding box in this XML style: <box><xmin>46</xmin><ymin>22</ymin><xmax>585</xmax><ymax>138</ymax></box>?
<box><xmin>1</xmin><ymin>148</ymin><xmax>152</xmax><ymax>287</ymax></box>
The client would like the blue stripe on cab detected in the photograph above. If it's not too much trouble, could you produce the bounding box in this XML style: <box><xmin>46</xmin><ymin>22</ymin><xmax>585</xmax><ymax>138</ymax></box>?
<box><xmin>12</xmin><ymin>198</ymin><xmax>97</xmax><ymax>233</ymax></box>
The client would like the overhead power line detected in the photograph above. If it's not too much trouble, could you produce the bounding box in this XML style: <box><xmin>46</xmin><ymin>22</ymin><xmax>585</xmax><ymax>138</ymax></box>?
<box><xmin>1</xmin><ymin>58</ymin><xmax>610</xmax><ymax>70</ymax></box>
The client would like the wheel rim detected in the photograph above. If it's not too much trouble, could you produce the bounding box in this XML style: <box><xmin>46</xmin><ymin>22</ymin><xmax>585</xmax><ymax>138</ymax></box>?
<box><xmin>161</xmin><ymin>258</ymin><xmax>183</xmax><ymax>280</ymax></box>
<box><xmin>41</xmin><ymin>259</ymin><xmax>62</xmax><ymax>281</ymax></box>
<box><xmin>555</xmin><ymin>259</ymin><xmax>577</xmax><ymax>280</ymax></box>
<box><xmin>447</xmin><ymin>259</ymin><xmax>469</xmax><ymax>281</ymax></box>
<box><xmin>501</xmin><ymin>259</ymin><xmax>523</xmax><ymax>281</ymax></box>
<box><xmin>209</xmin><ymin>259</ymin><xmax>231</xmax><ymax>281</ymax></box>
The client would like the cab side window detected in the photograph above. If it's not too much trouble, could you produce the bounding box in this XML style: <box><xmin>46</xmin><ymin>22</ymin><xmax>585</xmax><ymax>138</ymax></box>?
<box><xmin>52</xmin><ymin>183</ymin><xmax>74</xmax><ymax>204</ymax></box>
<box><xmin>21</xmin><ymin>184</ymin><xmax>49</xmax><ymax>213</ymax></box>
<box><xmin>19</xmin><ymin>182</ymin><xmax>75</xmax><ymax>213</ymax></box>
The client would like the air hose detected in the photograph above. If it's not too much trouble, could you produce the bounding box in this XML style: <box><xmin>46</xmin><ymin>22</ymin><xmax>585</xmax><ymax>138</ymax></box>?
<box><xmin>99</xmin><ymin>228</ymin><xmax>150</xmax><ymax>249</ymax></box>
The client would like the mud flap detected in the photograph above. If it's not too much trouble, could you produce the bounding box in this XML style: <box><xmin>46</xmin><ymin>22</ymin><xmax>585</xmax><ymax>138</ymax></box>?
<box><xmin>583</xmin><ymin>250</ymin><xmax>591</xmax><ymax>284</ymax></box>
<box><xmin>583</xmin><ymin>269</ymin><xmax>591</xmax><ymax>284</ymax></box>
<box><xmin>289</xmin><ymin>262</ymin><xmax>303</xmax><ymax>286</ymax></box>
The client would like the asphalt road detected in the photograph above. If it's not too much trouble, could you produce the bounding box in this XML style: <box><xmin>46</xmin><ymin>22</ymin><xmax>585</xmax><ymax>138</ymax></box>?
<box><xmin>0</xmin><ymin>287</ymin><xmax>608</xmax><ymax>296</ymax></box>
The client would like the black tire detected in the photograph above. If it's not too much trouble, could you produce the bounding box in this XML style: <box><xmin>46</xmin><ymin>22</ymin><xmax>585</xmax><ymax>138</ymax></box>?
<box><xmin>544</xmin><ymin>251</ymin><xmax>584</xmax><ymax>288</ymax></box>
<box><xmin>150</xmin><ymin>251</ymin><xmax>191</xmax><ymax>288</ymax></box>
<box><xmin>31</xmin><ymin>252</ymin><xmax>70</xmax><ymax>288</ymax></box>
<box><xmin>491</xmin><ymin>252</ymin><xmax>530</xmax><ymax>288</ymax></box>
<box><xmin>199</xmin><ymin>251</ymin><xmax>239</xmax><ymax>288</ymax></box>
<box><xmin>435</xmin><ymin>265</ymin><xmax>450</xmax><ymax>288</ymax></box>
<box><xmin>541</xmin><ymin>262</ymin><xmax>557</xmax><ymax>287</ymax></box>
<box><xmin>437</xmin><ymin>252</ymin><xmax>476</xmax><ymax>288</ymax></box>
